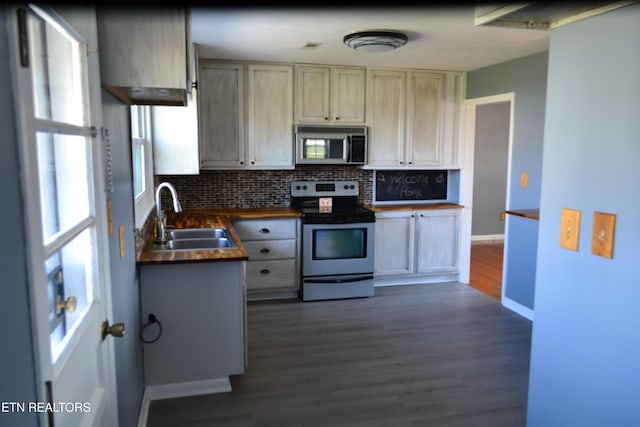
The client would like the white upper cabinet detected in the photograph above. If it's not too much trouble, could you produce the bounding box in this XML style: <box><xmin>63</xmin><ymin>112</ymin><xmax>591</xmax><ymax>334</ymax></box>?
<box><xmin>198</xmin><ymin>61</ymin><xmax>245</xmax><ymax>169</ymax></box>
<box><xmin>97</xmin><ymin>8</ymin><xmax>191</xmax><ymax>106</ymax></box>
<box><xmin>152</xmin><ymin>87</ymin><xmax>200</xmax><ymax>175</ymax></box>
<box><xmin>246</xmin><ymin>64</ymin><xmax>294</xmax><ymax>169</ymax></box>
<box><xmin>198</xmin><ymin>61</ymin><xmax>293</xmax><ymax>169</ymax></box>
<box><xmin>366</xmin><ymin>69</ymin><xmax>463</xmax><ymax>169</ymax></box>
<box><xmin>295</xmin><ymin>65</ymin><xmax>365</xmax><ymax>124</ymax></box>
<box><xmin>366</xmin><ymin>69</ymin><xmax>406</xmax><ymax>167</ymax></box>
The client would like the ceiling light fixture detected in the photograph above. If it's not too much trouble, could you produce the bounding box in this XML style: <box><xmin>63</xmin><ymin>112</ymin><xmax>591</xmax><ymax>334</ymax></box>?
<box><xmin>343</xmin><ymin>30</ymin><xmax>408</xmax><ymax>53</ymax></box>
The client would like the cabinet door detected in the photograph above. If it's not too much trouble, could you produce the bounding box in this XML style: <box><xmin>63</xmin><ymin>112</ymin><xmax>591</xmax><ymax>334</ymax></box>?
<box><xmin>331</xmin><ymin>67</ymin><xmax>365</xmax><ymax>123</ymax></box>
<box><xmin>295</xmin><ymin>66</ymin><xmax>330</xmax><ymax>123</ymax></box>
<box><xmin>246</xmin><ymin>64</ymin><xmax>294</xmax><ymax>168</ymax></box>
<box><xmin>415</xmin><ymin>210</ymin><xmax>460</xmax><ymax>274</ymax></box>
<box><xmin>198</xmin><ymin>62</ymin><xmax>244</xmax><ymax>168</ymax></box>
<box><xmin>97</xmin><ymin>8</ymin><xmax>188</xmax><ymax>105</ymax></box>
<box><xmin>374</xmin><ymin>211</ymin><xmax>415</xmax><ymax>276</ymax></box>
<box><xmin>406</xmin><ymin>72</ymin><xmax>444</xmax><ymax>167</ymax></box>
<box><xmin>367</xmin><ymin>70</ymin><xmax>406</xmax><ymax>168</ymax></box>
<box><xmin>152</xmin><ymin>87</ymin><xmax>199</xmax><ymax>174</ymax></box>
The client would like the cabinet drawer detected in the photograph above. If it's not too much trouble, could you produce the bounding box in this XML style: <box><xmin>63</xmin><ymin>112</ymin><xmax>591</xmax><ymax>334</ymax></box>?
<box><xmin>246</xmin><ymin>259</ymin><xmax>297</xmax><ymax>290</ymax></box>
<box><xmin>244</xmin><ymin>240</ymin><xmax>296</xmax><ymax>260</ymax></box>
<box><xmin>234</xmin><ymin>219</ymin><xmax>297</xmax><ymax>240</ymax></box>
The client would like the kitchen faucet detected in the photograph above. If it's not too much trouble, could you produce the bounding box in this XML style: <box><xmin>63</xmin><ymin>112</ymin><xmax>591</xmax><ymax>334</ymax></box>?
<box><xmin>155</xmin><ymin>182</ymin><xmax>182</xmax><ymax>243</ymax></box>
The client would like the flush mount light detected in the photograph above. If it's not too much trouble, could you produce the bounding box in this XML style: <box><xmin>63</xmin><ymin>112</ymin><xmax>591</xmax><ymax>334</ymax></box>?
<box><xmin>343</xmin><ymin>30</ymin><xmax>408</xmax><ymax>53</ymax></box>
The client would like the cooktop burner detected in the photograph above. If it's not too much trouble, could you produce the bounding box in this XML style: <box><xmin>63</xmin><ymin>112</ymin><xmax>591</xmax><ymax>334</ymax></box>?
<box><xmin>291</xmin><ymin>180</ymin><xmax>375</xmax><ymax>224</ymax></box>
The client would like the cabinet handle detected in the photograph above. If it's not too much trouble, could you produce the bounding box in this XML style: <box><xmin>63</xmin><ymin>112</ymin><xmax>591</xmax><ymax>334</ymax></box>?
<box><xmin>324</xmin><ymin>117</ymin><xmax>329</xmax><ymax>121</ymax></box>
<box><xmin>240</xmin><ymin>161</ymin><xmax>244</xmax><ymax>165</ymax></box>
<box><xmin>259</xmin><ymin>228</ymin><xmax>270</xmax><ymax>234</ymax></box>
<box><xmin>260</xmin><ymin>248</ymin><xmax>270</xmax><ymax>254</ymax></box>
<box><xmin>260</xmin><ymin>269</ymin><xmax>270</xmax><ymax>275</ymax></box>
<box><xmin>335</xmin><ymin>117</ymin><xmax>339</xmax><ymax>120</ymax></box>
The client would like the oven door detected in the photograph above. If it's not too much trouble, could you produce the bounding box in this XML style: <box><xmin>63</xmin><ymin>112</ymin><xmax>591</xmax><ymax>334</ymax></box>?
<box><xmin>302</xmin><ymin>222</ymin><xmax>375</xmax><ymax>277</ymax></box>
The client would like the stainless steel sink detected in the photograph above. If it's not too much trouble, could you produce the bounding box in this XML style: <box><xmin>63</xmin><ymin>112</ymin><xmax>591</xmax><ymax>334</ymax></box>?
<box><xmin>164</xmin><ymin>237</ymin><xmax>236</xmax><ymax>250</ymax></box>
<box><xmin>151</xmin><ymin>228</ymin><xmax>238</xmax><ymax>251</ymax></box>
<box><xmin>166</xmin><ymin>228</ymin><xmax>228</xmax><ymax>240</ymax></box>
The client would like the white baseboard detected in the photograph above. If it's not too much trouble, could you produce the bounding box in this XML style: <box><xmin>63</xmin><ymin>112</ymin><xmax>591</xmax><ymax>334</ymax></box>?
<box><xmin>137</xmin><ymin>377</ymin><xmax>231</xmax><ymax>427</ymax></box>
<box><xmin>471</xmin><ymin>234</ymin><xmax>504</xmax><ymax>241</ymax></box>
<box><xmin>374</xmin><ymin>273</ymin><xmax>458</xmax><ymax>287</ymax></box>
<box><xmin>502</xmin><ymin>296</ymin><xmax>534</xmax><ymax>321</ymax></box>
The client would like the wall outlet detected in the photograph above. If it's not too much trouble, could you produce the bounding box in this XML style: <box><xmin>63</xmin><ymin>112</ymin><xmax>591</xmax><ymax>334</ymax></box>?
<box><xmin>520</xmin><ymin>172</ymin><xmax>528</xmax><ymax>188</ymax></box>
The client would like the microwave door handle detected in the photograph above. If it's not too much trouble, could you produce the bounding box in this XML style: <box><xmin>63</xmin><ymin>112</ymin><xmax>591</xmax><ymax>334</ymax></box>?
<box><xmin>346</xmin><ymin>136</ymin><xmax>351</xmax><ymax>162</ymax></box>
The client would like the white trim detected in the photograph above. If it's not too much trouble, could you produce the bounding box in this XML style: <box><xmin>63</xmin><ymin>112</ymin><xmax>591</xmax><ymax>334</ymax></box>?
<box><xmin>502</xmin><ymin>295</ymin><xmax>534</xmax><ymax>321</ymax></box>
<box><xmin>460</xmin><ymin>92</ymin><xmax>516</xmax><ymax>305</ymax></box>
<box><xmin>137</xmin><ymin>377</ymin><xmax>232</xmax><ymax>427</ymax></box>
<box><xmin>145</xmin><ymin>377</ymin><xmax>231</xmax><ymax>401</ymax></box>
<box><xmin>374</xmin><ymin>274</ymin><xmax>459</xmax><ymax>287</ymax></box>
<box><xmin>471</xmin><ymin>234</ymin><xmax>504</xmax><ymax>241</ymax></box>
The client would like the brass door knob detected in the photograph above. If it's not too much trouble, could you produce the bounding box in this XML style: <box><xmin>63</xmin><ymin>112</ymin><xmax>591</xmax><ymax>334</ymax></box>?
<box><xmin>55</xmin><ymin>295</ymin><xmax>77</xmax><ymax>315</ymax></box>
<box><xmin>101</xmin><ymin>320</ymin><xmax>126</xmax><ymax>340</ymax></box>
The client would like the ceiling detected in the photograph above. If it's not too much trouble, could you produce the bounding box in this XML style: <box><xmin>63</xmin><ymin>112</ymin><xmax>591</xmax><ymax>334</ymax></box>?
<box><xmin>190</xmin><ymin>6</ymin><xmax>551</xmax><ymax>72</ymax></box>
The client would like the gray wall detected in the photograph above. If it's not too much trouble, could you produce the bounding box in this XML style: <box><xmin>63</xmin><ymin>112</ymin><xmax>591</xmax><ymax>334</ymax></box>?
<box><xmin>472</xmin><ymin>101</ymin><xmax>509</xmax><ymax>237</ymax></box>
<box><xmin>527</xmin><ymin>5</ymin><xmax>640</xmax><ymax>425</ymax></box>
<box><xmin>102</xmin><ymin>91</ymin><xmax>144</xmax><ymax>427</ymax></box>
<box><xmin>467</xmin><ymin>51</ymin><xmax>548</xmax><ymax>310</ymax></box>
<box><xmin>0</xmin><ymin>7</ymin><xmax>39</xmax><ymax>426</ymax></box>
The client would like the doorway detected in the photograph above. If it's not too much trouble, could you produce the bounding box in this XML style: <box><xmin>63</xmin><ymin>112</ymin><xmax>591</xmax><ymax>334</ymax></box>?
<box><xmin>461</xmin><ymin>94</ymin><xmax>514</xmax><ymax>302</ymax></box>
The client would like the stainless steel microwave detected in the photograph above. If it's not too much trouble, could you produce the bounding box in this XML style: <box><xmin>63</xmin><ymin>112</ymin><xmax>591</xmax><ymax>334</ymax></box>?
<box><xmin>294</xmin><ymin>125</ymin><xmax>368</xmax><ymax>165</ymax></box>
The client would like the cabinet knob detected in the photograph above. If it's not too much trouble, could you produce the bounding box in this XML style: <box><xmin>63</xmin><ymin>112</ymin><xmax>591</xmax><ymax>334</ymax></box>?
<box><xmin>324</xmin><ymin>117</ymin><xmax>329</xmax><ymax>121</ymax></box>
<box><xmin>335</xmin><ymin>117</ymin><xmax>339</xmax><ymax>120</ymax></box>
<box><xmin>260</xmin><ymin>248</ymin><xmax>270</xmax><ymax>254</ymax></box>
<box><xmin>240</xmin><ymin>161</ymin><xmax>244</xmax><ymax>165</ymax></box>
<box><xmin>259</xmin><ymin>228</ymin><xmax>270</xmax><ymax>234</ymax></box>
<box><xmin>260</xmin><ymin>269</ymin><xmax>270</xmax><ymax>275</ymax></box>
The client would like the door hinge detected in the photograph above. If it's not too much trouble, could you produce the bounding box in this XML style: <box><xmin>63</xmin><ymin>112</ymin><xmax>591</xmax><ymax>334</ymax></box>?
<box><xmin>45</xmin><ymin>380</ymin><xmax>55</xmax><ymax>427</ymax></box>
<box><xmin>17</xmin><ymin>8</ymin><xmax>29</xmax><ymax>68</ymax></box>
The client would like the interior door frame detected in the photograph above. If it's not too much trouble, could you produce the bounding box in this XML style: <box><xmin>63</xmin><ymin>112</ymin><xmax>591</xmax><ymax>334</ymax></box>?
<box><xmin>458</xmin><ymin>93</ymin><xmax>515</xmax><ymax>304</ymax></box>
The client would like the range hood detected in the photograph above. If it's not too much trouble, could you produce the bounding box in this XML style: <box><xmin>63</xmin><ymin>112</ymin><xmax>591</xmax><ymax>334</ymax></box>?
<box><xmin>475</xmin><ymin>2</ymin><xmax>636</xmax><ymax>30</ymax></box>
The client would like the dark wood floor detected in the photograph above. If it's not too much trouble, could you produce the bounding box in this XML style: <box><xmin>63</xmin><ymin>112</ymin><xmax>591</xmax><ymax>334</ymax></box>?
<box><xmin>469</xmin><ymin>240</ymin><xmax>504</xmax><ymax>300</ymax></box>
<box><xmin>147</xmin><ymin>282</ymin><xmax>532</xmax><ymax>427</ymax></box>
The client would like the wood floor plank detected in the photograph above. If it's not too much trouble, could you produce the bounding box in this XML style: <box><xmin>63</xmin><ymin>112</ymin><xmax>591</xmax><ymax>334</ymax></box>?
<box><xmin>147</xmin><ymin>282</ymin><xmax>531</xmax><ymax>427</ymax></box>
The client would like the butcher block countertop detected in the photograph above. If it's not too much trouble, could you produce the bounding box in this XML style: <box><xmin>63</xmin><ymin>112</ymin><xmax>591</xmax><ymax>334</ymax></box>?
<box><xmin>137</xmin><ymin>208</ymin><xmax>301</xmax><ymax>265</ymax></box>
<box><xmin>365</xmin><ymin>203</ymin><xmax>464</xmax><ymax>212</ymax></box>
<box><xmin>505</xmin><ymin>208</ymin><xmax>540</xmax><ymax>220</ymax></box>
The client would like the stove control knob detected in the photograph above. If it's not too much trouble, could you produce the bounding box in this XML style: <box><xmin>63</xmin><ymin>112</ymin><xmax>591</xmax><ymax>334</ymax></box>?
<box><xmin>295</xmin><ymin>185</ymin><xmax>301</xmax><ymax>190</ymax></box>
<box><xmin>344</xmin><ymin>185</ymin><xmax>349</xmax><ymax>189</ymax></box>
<box><xmin>303</xmin><ymin>185</ymin><xmax>307</xmax><ymax>190</ymax></box>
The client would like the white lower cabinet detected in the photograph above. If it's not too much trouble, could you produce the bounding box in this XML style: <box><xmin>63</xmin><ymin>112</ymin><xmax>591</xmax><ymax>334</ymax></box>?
<box><xmin>375</xmin><ymin>209</ymin><xmax>461</xmax><ymax>285</ymax></box>
<box><xmin>233</xmin><ymin>218</ymin><xmax>300</xmax><ymax>300</ymax></box>
<box><xmin>139</xmin><ymin>261</ymin><xmax>245</xmax><ymax>391</ymax></box>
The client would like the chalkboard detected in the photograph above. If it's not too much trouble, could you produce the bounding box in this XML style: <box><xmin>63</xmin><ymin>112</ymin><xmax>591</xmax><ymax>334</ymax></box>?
<box><xmin>374</xmin><ymin>170</ymin><xmax>448</xmax><ymax>202</ymax></box>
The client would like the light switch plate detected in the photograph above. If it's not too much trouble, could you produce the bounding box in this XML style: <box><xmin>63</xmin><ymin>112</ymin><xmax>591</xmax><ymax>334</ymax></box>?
<box><xmin>591</xmin><ymin>211</ymin><xmax>616</xmax><ymax>259</ymax></box>
<box><xmin>560</xmin><ymin>208</ymin><xmax>581</xmax><ymax>251</ymax></box>
<box><xmin>520</xmin><ymin>172</ymin><xmax>528</xmax><ymax>188</ymax></box>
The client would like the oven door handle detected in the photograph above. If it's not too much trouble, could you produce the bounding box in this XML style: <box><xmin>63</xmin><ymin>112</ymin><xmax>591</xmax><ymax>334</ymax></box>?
<box><xmin>305</xmin><ymin>275</ymin><xmax>373</xmax><ymax>284</ymax></box>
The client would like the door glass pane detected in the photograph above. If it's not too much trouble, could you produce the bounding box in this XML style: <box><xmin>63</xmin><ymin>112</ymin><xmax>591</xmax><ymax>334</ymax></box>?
<box><xmin>47</xmin><ymin>227</ymin><xmax>98</xmax><ymax>363</ymax></box>
<box><xmin>29</xmin><ymin>9</ymin><xmax>86</xmax><ymax>126</ymax></box>
<box><xmin>37</xmin><ymin>132</ymin><xmax>91</xmax><ymax>243</ymax></box>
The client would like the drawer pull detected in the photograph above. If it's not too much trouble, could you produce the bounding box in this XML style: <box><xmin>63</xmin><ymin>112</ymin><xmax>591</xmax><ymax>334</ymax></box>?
<box><xmin>260</xmin><ymin>269</ymin><xmax>270</xmax><ymax>275</ymax></box>
<box><xmin>259</xmin><ymin>228</ymin><xmax>270</xmax><ymax>234</ymax></box>
<box><xmin>260</xmin><ymin>248</ymin><xmax>270</xmax><ymax>254</ymax></box>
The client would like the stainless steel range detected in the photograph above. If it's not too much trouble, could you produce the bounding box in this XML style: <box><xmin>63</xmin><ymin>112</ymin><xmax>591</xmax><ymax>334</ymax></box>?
<box><xmin>291</xmin><ymin>180</ymin><xmax>375</xmax><ymax>301</ymax></box>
